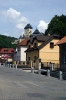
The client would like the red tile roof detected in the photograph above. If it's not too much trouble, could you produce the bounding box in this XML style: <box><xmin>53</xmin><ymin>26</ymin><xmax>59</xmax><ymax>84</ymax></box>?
<box><xmin>0</xmin><ymin>48</ymin><xmax>14</xmax><ymax>54</ymax></box>
<box><xmin>55</xmin><ymin>36</ymin><xmax>66</xmax><ymax>45</ymax></box>
<box><xmin>18</xmin><ymin>39</ymin><xmax>28</xmax><ymax>46</ymax></box>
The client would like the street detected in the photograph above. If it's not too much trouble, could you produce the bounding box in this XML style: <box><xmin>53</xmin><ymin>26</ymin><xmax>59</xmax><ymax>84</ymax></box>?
<box><xmin>0</xmin><ymin>65</ymin><xmax>66</xmax><ymax>100</ymax></box>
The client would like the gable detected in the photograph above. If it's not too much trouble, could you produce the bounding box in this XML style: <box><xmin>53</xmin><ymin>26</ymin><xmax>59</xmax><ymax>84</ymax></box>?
<box><xmin>40</xmin><ymin>38</ymin><xmax>59</xmax><ymax>52</ymax></box>
<box><xmin>25</xmin><ymin>34</ymin><xmax>61</xmax><ymax>52</ymax></box>
<box><xmin>33</xmin><ymin>39</ymin><xmax>43</xmax><ymax>46</ymax></box>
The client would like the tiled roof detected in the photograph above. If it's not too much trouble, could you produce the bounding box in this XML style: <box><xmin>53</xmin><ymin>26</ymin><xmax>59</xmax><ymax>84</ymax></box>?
<box><xmin>24</xmin><ymin>24</ymin><xmax>32</xmax><ymax>29</ymax></box>
<box><xmin>0</xmin><ymin>48</ymin><xmax>14</xmax><ymax>54</ymax></box>
<box><xmin>18</xmin><ymin>39</ymin><xmax>28</xmax><ymax>46</ymax></box>
<box><xmin>27</xmin><ymin>35</ymin><xmax>51</xmax><ymax>44</ymax></box>
<box><xmin>35</xmin><ymin>35</ymin><xmax>50</xmax><ymax>41</ymax></box>
<box><xmin>25</xmin><ymin>34</ymin><xmax>61</xmax><ymax>52</ymax></box>
<box><xmin>55</xmin><ymin>36</ymin><xmax>66</xmax><ymax>45</ymax></box>
<box><xmin>33</xmin><ymin>28</ymin><xmax>41</xmax><ymax>34</ymax></box>
<box><xmin>27</xmin><ymin>34</ymin><xmax>59</xmax><ymax>44</ymax></box>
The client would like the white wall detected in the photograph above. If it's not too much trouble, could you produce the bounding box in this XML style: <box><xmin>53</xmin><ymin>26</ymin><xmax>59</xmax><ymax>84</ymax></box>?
<box><xmin>20</xmin><ymin>47</ymin><xmax>27</xmax><ymax>61</ymax></box>
<box><xmin>14</xmin><ymin>46</ymin><xmax>27</xmax><ymax>61</ymax></box>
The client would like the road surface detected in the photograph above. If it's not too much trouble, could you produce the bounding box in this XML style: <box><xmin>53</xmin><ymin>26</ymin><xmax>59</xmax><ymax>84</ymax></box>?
<box><xmin>0</xmin><ymin>65</ymin><xmax>66</xmax><ymax>100</ymax></box>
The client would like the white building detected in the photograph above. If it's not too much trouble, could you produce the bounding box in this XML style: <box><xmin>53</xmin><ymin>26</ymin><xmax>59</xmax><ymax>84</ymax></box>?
<box><xmin>14</xmin><ymin>39</ymin><xmax>28</xmax><ymax>63</ymax></box>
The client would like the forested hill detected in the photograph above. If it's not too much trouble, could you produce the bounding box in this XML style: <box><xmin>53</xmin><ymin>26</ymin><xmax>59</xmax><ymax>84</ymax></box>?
<box><xmin>0</xmin><ymin>34</ymin><xmax>17</xmax><ymax>48</ymax></box>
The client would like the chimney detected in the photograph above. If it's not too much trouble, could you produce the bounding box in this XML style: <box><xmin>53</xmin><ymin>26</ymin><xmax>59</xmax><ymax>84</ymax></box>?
<box><xmin>48</xmin><ymin>33</ymin><xmax>50</xmax><ymax>36</ymax></box>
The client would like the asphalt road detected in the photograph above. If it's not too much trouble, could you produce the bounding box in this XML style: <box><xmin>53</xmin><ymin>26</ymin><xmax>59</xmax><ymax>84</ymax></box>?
<box><xmin>0</xmin><ymin>65</ymin><xmax>66</xmax><ymax>100</ymax></box>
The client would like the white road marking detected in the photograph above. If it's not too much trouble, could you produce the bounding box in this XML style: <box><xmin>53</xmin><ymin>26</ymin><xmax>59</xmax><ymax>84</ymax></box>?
<box><xmin>27</xmin><ymin>81</ymin><xmax>39</xmax><ymax>87</ymax></box>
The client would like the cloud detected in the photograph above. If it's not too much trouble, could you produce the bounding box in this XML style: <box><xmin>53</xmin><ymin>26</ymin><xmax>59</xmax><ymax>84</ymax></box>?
<box><xmin>1</xmin><ymin>8</ymin><xmax>28</xmax><ymax>25</ymax></box>
<box><xmin>18</xmin><ymin>16</ymin><xmax>28</xmax><ymax>23</ymax></box>
<box><xmin>1</xmin><ymin>8</ymin><xmax>21</xmax><ymax>23</ymax></box>
<box><xmin>0</xmin><ymin>8</ymin><xmax>48</xmax><ymax>37</ymax></box>
<box><xmin>37</xmin><ymin>20</ymin><xmax>48</xmax><ymax>33</ymax></box>
<box><xmin>16</xmin><ymin>16</ymin><xmax>28</xmax><ymax>30</ymax></box>
<box><xmin>16</xmin><ymin>23</ymin><xmax>25</xmax><ymax>29</ymax></box>
<box><xmin>1</xmin><ymin>8</ymin><xmax>29</xmax><ymax>37</ymax></box>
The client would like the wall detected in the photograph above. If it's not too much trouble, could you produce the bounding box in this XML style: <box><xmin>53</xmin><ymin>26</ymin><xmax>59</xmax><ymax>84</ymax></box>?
<box><xmin>14</xmin><ymin>46</ymin><xmax>27</xmax><ymax>62</ymax></box>
<box><xmin>33</xmin><ymin>39</ymin><xmax>42</xmax><ymax>46</ymax></box>
<box><xmin>60</xmin><ymin>44</ymin><xmax>66</xmax><ymax>65</ymax></box>
<box><xmin>39</xmin><ymin>39</ymin><xmax>59</xmax><ymax>64</ymax></box>
<box><xmin>27</xmin><ymin>42</ymin><xmax>33</xmax><ymax>48</ymax></box>
<box><xmin>24</xmin><ymin>28</ymin><xmax>32</xmax><ymax>37</ymax></box>
<box><xmin>21</xmin><ymin>46</ymin><xmax>27</xmax><ymax>61</ymax></box>
<box><xmin>26</xmin><ymin>50</ymin><xmax>39</xmax><ymax>61</ymax></box>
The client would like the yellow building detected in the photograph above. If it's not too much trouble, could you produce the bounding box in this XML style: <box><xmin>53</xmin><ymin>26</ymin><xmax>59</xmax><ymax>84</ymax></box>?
<box><xmin>25</xmin><ymin>34</ymin><xmax>61</xmax><ymax>68</ymax></box>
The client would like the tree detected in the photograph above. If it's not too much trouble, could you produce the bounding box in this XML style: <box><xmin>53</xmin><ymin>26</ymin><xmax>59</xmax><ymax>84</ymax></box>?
<box><xmin>45</xmin><ymin>15</ymin><xmax>66</xmax><ymax>37</ymax></box>
<box><xmin>0</xmin><ymin>34</ymin><xmax>17</xmax><ymax>48</ymax></box>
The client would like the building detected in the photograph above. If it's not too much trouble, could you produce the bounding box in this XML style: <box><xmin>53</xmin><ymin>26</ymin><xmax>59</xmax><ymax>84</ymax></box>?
<box><xmin>0</xmin><ymin>48</ymin><xmax>14</xmax><ymax>63</ymax></box>
<box><xmin>31</xmin><ymin>28</ymin><xmax>43</xmax><ymax>37</ymax></box>
<box><xmin>12</xmin><ymin>23</ymin><xmax>33</xmax><ymax>44</ymax></box>
<box><xmin>55</xmin><ymin>36</ymin><xmax>66</xmax><ymax>71</ymax></box>
<box><xmin>25</xmin><ymin>34</ymin><xmax>61</xmax><ymax>68</ymax></box>
<box><xmin>24</xmin><ymin>23</ymin><xmax>32</xmax><ymax>38</ymax></box>
<box><xmin>14</xmin><ymin>39</ymin><xmax>28</xmax><ymax>65</ymax></box>
<box><xmin>12</xmin><ymin>23</ymin><xmax>43</xmax><ymax>45</ymax></box>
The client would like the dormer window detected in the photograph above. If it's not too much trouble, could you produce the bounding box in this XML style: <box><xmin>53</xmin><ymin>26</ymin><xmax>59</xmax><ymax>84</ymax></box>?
<box><xmin>50</xmin><ymin>42</ymin><xmax>54</xmax><ymax>48</ymax></box>
<box><xmin>28</xmin><ymin>45</ymin><xmax>30</xmax><ymax>49</ymax></box>
<box><xmin>34</xmin><ymin>43</ymin><xmax>37</xmax><ymax>48</ymax></box>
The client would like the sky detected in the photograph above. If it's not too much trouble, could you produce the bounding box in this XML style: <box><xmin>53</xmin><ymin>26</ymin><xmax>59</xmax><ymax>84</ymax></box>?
<box><xmin>0</xmin><ymin>0</ymin><xmax>66</xmax><ymax>38</ymax></box>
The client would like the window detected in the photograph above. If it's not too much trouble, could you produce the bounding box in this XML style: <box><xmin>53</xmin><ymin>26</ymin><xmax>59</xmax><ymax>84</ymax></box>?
<box><xmin>64</xmin><ymin>54</ymin><xmax>66</xmax><ymax>63</ymax></box>
<box><xmin>34</xmin><ymin>56</ymin><xmax>37</xmax><ymax>60</ymax></box>
<box><xmin>50</xmin><ymin>42</ymin><xmax>54</xmax><ymax>48</ymax></box>
<box><xmin>4</xmin><ymin>50</ymin><xmax>8</xmax><ymax>53</ymax></box>
<box><xmin>18</xmin><ymin>47</ymin><xmax>20</xmax><ymax>51</ymax></box>
<box><xmin>28</xmin><ymin>57</ymin><xmax>30</xmax><ymax>61</ymax></box>
<box><xmin>17</xmin><ymin>56</ymin><xmax>18</xmax><ymax>61</ymax></box>
<box><xmin>11</xmin><ymin>50</ymin><xmax>14</xmax><ymax>52</ymax></box>
<box><xmin>28</xmin><ymin>45</ymin><xmax>30</xmax><ymax>49</ymax></box>
<box><xmin>34</xmin><ymin>43</ymin><xmax>37</xmax><ymax>48</ymax></box>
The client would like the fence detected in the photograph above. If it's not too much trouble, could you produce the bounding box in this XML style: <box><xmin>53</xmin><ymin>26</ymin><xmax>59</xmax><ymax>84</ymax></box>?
<box><xmin>50</xmin><ymin>71</ymin><xmax>66</xmax><ymax>80</ymax></box>
<box><xmin>13</xmin><ymin>59</ymin><xmax>60</xmax><ymax>70</ymax></box>
<box><xmin>3</xmin><ymin>60</ymin><xmax>66</xmax><ymax>80</ymax></box>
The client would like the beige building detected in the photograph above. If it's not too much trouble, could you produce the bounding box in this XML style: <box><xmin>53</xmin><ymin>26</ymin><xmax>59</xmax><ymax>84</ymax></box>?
<box><xmin>25</xmin><ymin>34</ymin><xmax>61</xmax><ymax>68</ymax></box>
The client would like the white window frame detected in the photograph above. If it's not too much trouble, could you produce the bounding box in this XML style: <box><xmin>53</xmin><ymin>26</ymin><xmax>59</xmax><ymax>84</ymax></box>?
<box><xmin>64</xmin><ymin>53</ymin><xmax>66</xmax><ymax>63</ymax></box>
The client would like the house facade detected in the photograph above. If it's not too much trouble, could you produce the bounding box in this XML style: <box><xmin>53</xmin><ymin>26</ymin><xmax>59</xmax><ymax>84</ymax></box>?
<box><xmin>56</xmin><ymin>36</ymin><xmax>66</xmax><ymax>71</ymax></box>
<box><xmin>0</xmin><ymin>48</ymin><xmax>14</xmax><ymax>63</ymax></box>
<box><xmin>25</xmin><ymin>34</ymin><xmax>61</xmax><ymax>68</ymax></box>
<box><xmin>14</xmin><ymin>39</ymin><xmax>28</xmax><ymax>65</ymax></box>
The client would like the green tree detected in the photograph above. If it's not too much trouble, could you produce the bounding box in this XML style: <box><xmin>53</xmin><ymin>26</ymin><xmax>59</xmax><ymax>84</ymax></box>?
<box><xmin>45</xmin><ymin>15</ymin><xmax>66</xmax><ymax>37</ymax></box>
<box><xmin>0</xmin><ymin>34</ymin><xmax>17</xmax><ymax>48</ymax></box>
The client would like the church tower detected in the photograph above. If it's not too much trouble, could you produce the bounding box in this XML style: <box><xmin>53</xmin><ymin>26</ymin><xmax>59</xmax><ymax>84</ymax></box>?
<box><xmin>24</xmin><ymin>23</ymin><xmax>32</xmax><ymax>38</ymax></box>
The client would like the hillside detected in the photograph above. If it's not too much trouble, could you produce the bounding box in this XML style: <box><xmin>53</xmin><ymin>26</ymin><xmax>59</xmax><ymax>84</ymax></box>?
<box><xmin>0</xmin><ymin>34</ymin><xmax>17</xmax><ymax>48</ymax></box>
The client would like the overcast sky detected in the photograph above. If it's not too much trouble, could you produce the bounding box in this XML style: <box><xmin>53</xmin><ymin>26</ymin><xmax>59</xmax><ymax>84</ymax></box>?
<box><xmin>0</xmin><ymin>0</ymin><xmax>66</xmax><ymax>38</ymax></box>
